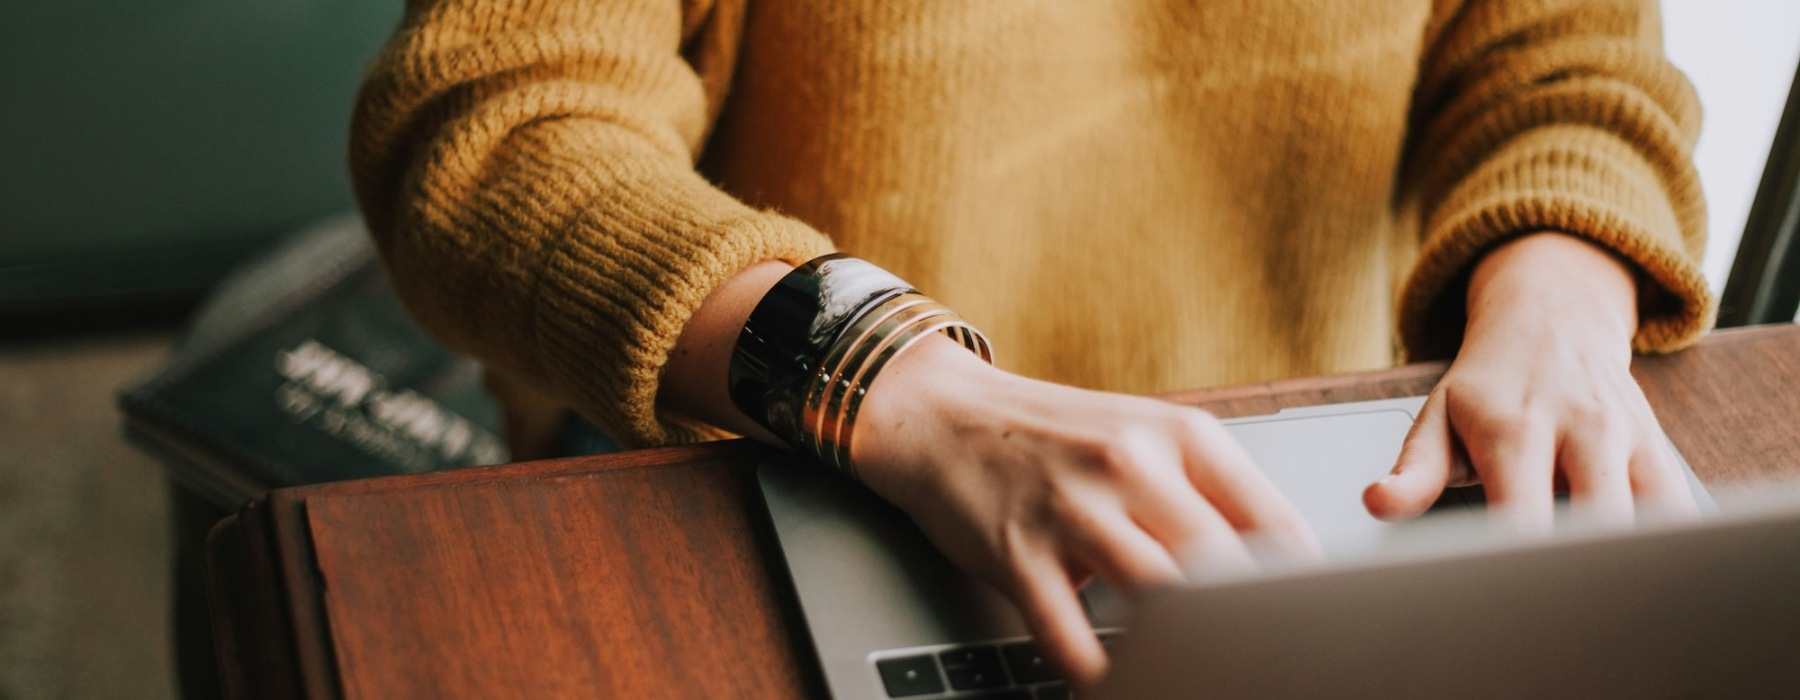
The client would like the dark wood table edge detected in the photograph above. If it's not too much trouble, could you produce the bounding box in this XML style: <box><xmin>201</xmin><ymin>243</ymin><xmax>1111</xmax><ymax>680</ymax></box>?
<box><xmin>204</xmin><ymin>323</ymin><xmax>1800</xmax><ymax>699</ymax></box>
<box><xmin>206</xmin><ymin>439</ymin><xmax>781</xmax><ymax>699</ymax></box>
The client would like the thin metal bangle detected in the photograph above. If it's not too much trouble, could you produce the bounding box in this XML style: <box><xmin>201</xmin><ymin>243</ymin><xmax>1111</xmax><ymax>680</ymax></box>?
<box><xmin>830</xmin><ymin>316</ymin><xmax>992</xmax><ymax>476</ymax></box>
<box><xmin>811</xmin><ymin>303</ymin><xmax>959</xmax><ymax>472</ymax></box>
<box><xmin>801</xmin><ymin>293</ymin><xmax>938</xmax><ymax>457</ymax></box>
<box><xmin>726</xmin><ymin>254</ymin><xmax>994</xmax><ymax>473</ymax></box>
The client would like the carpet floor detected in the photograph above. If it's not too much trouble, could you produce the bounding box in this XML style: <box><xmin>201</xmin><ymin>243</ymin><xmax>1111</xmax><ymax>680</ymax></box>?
<box><xmin>0</xmin><ymin>329</ymin><xmax>178</xmax><ymax>700</ymax></box>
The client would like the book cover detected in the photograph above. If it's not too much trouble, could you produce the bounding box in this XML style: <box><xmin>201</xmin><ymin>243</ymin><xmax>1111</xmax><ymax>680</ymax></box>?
<box><xmin>119</xmin><ymin>216</ymin><xmax>508</xmax><ymax>510</ymax></box>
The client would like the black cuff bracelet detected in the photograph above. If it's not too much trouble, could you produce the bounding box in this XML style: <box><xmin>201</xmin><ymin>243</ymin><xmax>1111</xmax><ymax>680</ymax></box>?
<box><xmin>728</xmin><ymin>254</ymin><xmax>909</xmax><ymax>444</ymax></box>
<box><xmin>728</xmin><ymin>254</ymin><xmax>992</xmax><ymax>475</ymax></box>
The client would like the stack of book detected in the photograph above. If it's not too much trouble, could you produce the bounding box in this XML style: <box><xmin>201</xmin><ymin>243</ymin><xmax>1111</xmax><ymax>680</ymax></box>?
<box><xmin>119</xmin><ymin>215</ymin><xmax>508</xmax><ymax>510</ymax></box>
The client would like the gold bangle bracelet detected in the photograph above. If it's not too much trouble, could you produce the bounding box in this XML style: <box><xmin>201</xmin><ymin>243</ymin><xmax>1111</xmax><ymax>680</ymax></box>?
<box><xmin>798</xmin><ymin>289</ymin><xmax>992</xmax><ymax>478</ymax></box>
<box><xmin>730</xmin><ymin>254</ymin><xmax>992</xmax><ymax>467</ymax></box>
<box><xmin>814</xmin><ymin>305</ymin><xmax>960</xmax><ymax>474</ymax></box>
<box><xmin>804</xmin><ymin>299</ymin><xmax>954</xmax><ymax>474</ymax></box>
<box><xmin>801</xmin><ymin>293</ymin><xmax>939</xmax><ymax>457</ymax></box>
<box><xmin>828</xmin><ymin>316</ymin><xmax>991</xmax><ymax>477</ymax></box>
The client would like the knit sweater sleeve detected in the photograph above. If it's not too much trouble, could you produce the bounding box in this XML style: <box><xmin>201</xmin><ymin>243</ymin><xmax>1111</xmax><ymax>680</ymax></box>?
<box><xmin>350</xmin><ymin>0</ymin><xmax>835</xmax><ymax>447</ymax></box>
<box><xmin>1397</xmin><ymin>0</ymin><xmax>1714</xmax><ymax>360</ymax></box>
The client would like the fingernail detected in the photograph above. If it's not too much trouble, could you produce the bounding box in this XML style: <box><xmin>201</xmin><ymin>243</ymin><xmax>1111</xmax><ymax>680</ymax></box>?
<box><xmin>1374</xmin><ymin>474</ymin><xmax>1398</xmax><ymax>487</ymax></box>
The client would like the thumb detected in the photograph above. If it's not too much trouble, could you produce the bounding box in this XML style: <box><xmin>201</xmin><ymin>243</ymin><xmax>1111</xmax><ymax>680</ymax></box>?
<box><xmin>1364</xmin><ymin>391</ymin><xmax>1454</xmax><ymax>521</ymax></box>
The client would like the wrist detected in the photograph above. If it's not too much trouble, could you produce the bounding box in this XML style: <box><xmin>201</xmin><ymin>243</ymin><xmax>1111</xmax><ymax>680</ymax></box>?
<box><xmin>724</xmin><ymin>254</ymin><xmax>993</xmax><ymax>475</ymax></box>
<box><xmin>1465</xmin><ymin>232</ymin><xmax>1638</xmax><ymax>346</ymax></box>
<box><xmin>849</xmin><ymin>334</ymin><xmax>1004</xmax><ymax>489</ymax></box>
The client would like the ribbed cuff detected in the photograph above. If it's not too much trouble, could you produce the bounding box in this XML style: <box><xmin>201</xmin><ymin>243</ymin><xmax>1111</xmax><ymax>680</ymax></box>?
<box><xmin>530</xmin><ymin>177</ymin><xmax>836</xmax><ymax>448</ymax></box>
<box><xmin>1399</xmin><ymin>125</ymin><xmax>1715</xmax><ymax>360</ymax></box>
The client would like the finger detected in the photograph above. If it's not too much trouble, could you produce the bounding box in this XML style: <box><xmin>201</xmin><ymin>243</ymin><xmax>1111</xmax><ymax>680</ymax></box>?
<box><xmin>1467</xmin><ymin>417</ymin><xmax>1557</xmax><ymax>536</ymax></box>
<box><xmin>1127</xmin><ymin>474</ymin><xmax>1230</xmax><ymax>555</ymax></box>
<box><xmin>1366</xmin><ymin>390</ymin><xmax>1455</xmax><ymax>521</ymax></box>
<box><xmin>1064</xmin><ymin>505</ymin><xmax>1186</xmax><ymax>592</ymax></box>
<box><xmin>1170</xmin><ymin>511</ymin><xmax>1261</xmax><ymax>584</ymax></box>
<box><xmin>1138</xmin><ymin>475</ymin><xmax>1261</xmax><ymax>582</ymax></box>
<box><xmin>1007</xmin><ymin>554</ymin><xmax>1108</xmax><ymax>688</ymax></box>
<box><xmin>1115</xmin><ymin>440</ymin><xmax>1254</xmax><ymax>554</ymax></box>
<box><xmin>1628</xmin><ymin>437</ymin><xmax>1700</xmax><ymax>522</ymax></box>
<box><xmin>1100</xmin><ymin>438</ymin><xmax>1266</xmax><ymax>578</ymax></box>
<box><xmin>1175</xmin><ymin>415</ymin><xmax>1321</xmax><ymax>557</ymax></box>
<box><xmin>1090</xmin><ymin>426</ymin><xmax>1217</xmax><ymax>555</ymax></box>
<box><xmin>1557</xmin><ymin>425</ymin><xmax>1634</xmax><ymax>531</ymax></box>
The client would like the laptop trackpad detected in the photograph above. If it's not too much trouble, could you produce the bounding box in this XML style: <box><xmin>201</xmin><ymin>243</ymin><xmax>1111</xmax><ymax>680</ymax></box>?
<box><xmin>1224</xmin><ymin>405</ymin><xmax>1422</xmax><ymax>558</ymax></box>
<box><xmin>1082</xmin><ymin>402</ymin><xmax>1424</xmax><ymax>626</ymax></box>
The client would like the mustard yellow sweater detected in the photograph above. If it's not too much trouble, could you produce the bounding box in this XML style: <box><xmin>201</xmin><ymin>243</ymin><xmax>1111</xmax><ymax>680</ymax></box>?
<box><xmin>351</xmin><ymin>0</ymin><xmax>1713</xmax><ymax>448</ymax></box>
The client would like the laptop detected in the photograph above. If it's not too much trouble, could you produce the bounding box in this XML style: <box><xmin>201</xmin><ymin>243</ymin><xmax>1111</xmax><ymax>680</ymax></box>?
<box><xmin>753</xmin><ymin>396</ymin><xmax>1788</xmax><ymax>699</ymax></box>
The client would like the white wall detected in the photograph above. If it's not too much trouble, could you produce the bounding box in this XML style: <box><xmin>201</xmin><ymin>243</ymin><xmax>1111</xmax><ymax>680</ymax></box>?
<box><xmin>1660</xmin><ymin>0</ymin><xmax>1800</xmax><ymax>303</ymax></box>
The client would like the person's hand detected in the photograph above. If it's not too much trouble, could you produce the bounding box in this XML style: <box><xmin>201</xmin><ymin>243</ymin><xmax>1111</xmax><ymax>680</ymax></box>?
<box><xmin>1365</xmin><ymin>232</ymin><xmax>1699</xmax><ymax>532</ymax></box>
<box><xmin>850</xmin><ymin>337</ymin><xmax>1319</xmax><ymax>688</ymax></box>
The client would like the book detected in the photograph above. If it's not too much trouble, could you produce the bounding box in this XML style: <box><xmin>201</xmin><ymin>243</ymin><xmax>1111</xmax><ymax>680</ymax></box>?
<box><xmin>119</xmin><ymin>215</ymin><xmax>508</xmax><ymax>511</ymax></box>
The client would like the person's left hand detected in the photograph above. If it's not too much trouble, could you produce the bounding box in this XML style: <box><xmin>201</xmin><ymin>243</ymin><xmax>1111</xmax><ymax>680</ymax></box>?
<box><xmin>1363</xmin><ymin>232</ymin><xmax>1699</xmax><ymax>532</ymax></box>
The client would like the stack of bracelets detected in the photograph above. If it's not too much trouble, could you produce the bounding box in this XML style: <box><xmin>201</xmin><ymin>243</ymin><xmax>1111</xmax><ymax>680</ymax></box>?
<box><xmin>729</xmin><ymin>254</ymin><xmax>994</xmax><ymax>481</ymax></box>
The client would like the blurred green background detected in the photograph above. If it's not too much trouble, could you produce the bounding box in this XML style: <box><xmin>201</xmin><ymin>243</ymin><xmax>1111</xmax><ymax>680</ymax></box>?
<box><xmin>0</xmin><ymin>0</ymin><xmax>401</xmax><ymax>311</ymax></box>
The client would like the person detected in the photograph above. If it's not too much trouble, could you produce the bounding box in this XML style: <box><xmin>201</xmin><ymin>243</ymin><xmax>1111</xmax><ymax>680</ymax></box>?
<box><xmin>350</xmin><ymin>0</ymin><xmax>1713</xmax><ymax>688</ymax></box>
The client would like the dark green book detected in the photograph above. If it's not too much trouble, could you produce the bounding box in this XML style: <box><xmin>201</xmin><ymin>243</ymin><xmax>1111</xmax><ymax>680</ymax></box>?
<box><xmin>119</xmin><ymin>216</ymin><xmax>508</xmax><ymax>510</ymax></box>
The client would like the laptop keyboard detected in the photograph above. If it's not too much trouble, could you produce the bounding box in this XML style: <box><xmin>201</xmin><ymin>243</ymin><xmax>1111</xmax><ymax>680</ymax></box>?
<box><xmin>865</xmin><ymin>491</ymin><xmax>1471</xmax><ymax>699</ymax></box>
<box><xmin>872</xmin><ymin>633</ymin><xmax>1119</xmax><ymax>699</ymax></box>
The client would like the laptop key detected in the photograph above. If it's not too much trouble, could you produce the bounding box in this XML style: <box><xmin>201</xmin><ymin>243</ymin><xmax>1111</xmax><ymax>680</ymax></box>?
<box><xmin>1001</xmin><ymin>642</ymin><xmax>1060</xmax><ymax>684</ymax></box>
<box><xmin>875</xmin><ymin>655</ymin><xmax>945</xmax><ymax>697</ymax></box>
<box><xmin>1034</xmin><ymin>682</ymin><xmax>1072</xmax><ymax>700</ymax></box>
<box><xmin>939</xmin><ymin>646</ymin><xmax>1009</xmax><ymax>690</ymax></box>
<box><xmin>964</xmin><ymin>690</ymin><xmax>1033</xmax><ymax>700</ymax></box>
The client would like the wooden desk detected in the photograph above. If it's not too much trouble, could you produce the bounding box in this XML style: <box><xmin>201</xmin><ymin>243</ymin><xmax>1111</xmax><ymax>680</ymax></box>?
<box><xmin>207</xmin><ymin>325</ymin><xmax>1800</xmax><ymax>699</ymax></box>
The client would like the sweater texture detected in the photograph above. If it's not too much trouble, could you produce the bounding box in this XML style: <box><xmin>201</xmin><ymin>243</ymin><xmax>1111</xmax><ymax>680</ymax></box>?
<box><xmin>351</xmin><ymin>0</ymin><xmax>1713</xmax><ymax>448</ymax></box>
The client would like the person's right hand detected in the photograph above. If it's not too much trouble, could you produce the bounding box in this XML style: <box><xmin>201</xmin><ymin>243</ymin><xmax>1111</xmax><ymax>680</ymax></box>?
<box><xmin>850</xmin><ymin>336</ymin><xmax>1320</xmax><ymax>688</ymax></box>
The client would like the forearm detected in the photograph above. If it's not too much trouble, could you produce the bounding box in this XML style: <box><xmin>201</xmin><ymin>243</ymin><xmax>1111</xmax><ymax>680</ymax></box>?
<box><xmin>351</xmin><ymin>0</ymin><xmax>836</xmax><ymax>446</ymax></box>
<box><xmin>656</xmin><ymin>261</ymin><xmax>793</xmax><ymax>444</ymax></box>
<box><xmin>659</xmin><ymin>260</ymin><xmax>987</xmax><ymax>450</ymax></box>
<box><xmin>1397</xmin><ymin>0</ymin><xmax>1710</xmax><ymax>360</ymax></box>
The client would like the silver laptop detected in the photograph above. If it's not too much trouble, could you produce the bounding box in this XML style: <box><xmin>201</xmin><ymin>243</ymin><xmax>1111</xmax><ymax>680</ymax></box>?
<box><xmin>756</xmin><ymin>397</ymin><xmax>1779</xmax><ymax>700</ymax></box>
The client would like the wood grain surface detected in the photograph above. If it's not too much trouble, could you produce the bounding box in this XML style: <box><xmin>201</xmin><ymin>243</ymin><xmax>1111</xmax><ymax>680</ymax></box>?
<box><xmin>208</xmin><ymin>324</ymin><xmax>1800</xmax><ymax>699</ymax></box>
